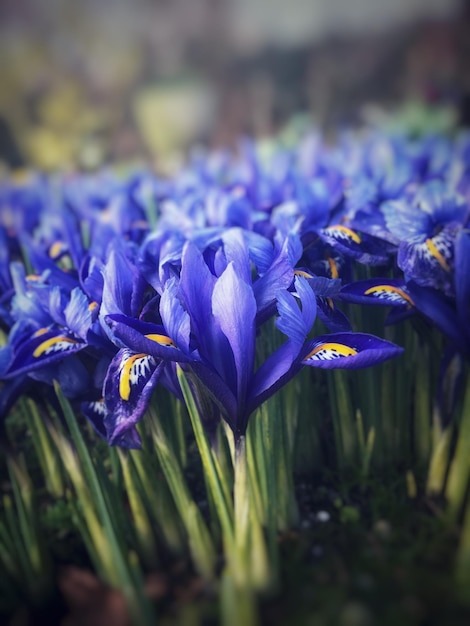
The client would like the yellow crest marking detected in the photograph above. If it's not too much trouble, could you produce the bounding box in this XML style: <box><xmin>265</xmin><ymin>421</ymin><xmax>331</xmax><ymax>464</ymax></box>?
<box><xmin>294</xmin><ymin>270</ymin><xmax>314</xmax><ymax>279</ymax></box>
<box><xmin>327</xmin><ymin>257</ymin><xmax>339</xmax><ymax>279</ymax></box>
<box><xmin>33</xmin><ymin>336</ymin><xmax>78</xmax><ymax>358</ymax></box>
<box><xmin>49</xmin><ymin>241</ymin><xmax>66</xmax><ymax>259</ymax></box>
<box><xmin>425</xmin><ymin>238</ymin><xmax>450</xmax><ymax>272</ymax></box>
<box><xmin>119</xmin><ymin>353</ymin><xmax>148</xmax><ymax>401</ymax></box>
<box><xmin>32</xmin><ymin>327</ymin><xmax>50</xmax><ymax>338</ymax></box>
<box><xmin>364</xmin><ymin>285</ymin><xmax>414</xmax><ymax>306</ymax></box>
<box><xmin>326</xmin><ymin>225</ymin><xmax>361</xmax><ymax>244</ymax></box>
<box><xmin>88</xmin><ymin>301</ymin><xmax>99</xmax><ymax>311</ymax></box>
<box><xmin>304</xmin><ymin>342</ymin><xmax>358</xmax><ymax>361</ymax></box>
<box><xmin>145</xmin><ymin>333</ymin><xmax>176</xmax><ymax>348</ymax></box>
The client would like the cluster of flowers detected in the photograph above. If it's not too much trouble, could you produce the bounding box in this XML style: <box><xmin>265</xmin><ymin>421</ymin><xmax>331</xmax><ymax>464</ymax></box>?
<box><xmin>0</xmin><ymin>127</ymin><xmax>469</xmax><ymax>447</ymax></box>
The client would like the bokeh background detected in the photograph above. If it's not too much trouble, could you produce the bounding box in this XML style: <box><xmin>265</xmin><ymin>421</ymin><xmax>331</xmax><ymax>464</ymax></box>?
<box><xmin>0</xmin><ymin>0</ymin><xmax>468</xmax><ymax>172</ymax></box>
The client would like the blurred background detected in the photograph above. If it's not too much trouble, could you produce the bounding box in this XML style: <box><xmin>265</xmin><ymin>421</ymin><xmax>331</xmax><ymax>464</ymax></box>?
<box><xmin>0</xmin><ymin>0</ymin><xmax>468</xmax><ymax>172</ymax></box>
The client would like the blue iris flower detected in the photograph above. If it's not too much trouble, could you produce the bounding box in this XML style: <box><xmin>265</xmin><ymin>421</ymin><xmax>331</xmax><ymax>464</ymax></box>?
<box><xmin>381</xmin><ymin>180</ymin><xmax>468</xmax><ymax>296</ymax></box>
<box><xmin>0</xmin><ymin>263</ymin><xmax>99</xmax><ymax>421</ymax></box>
<box><xmin>105</xmin><ymin>234</ymin><xmax>403</xmax><ymax>445</ymax></box>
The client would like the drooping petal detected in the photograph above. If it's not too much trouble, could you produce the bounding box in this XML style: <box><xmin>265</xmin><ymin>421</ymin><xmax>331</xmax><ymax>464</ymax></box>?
<box><xmin>105</xmin><ymin>313</ymin><xmax>192</xmax><ymax>362</ymax></box>
<box><xmin>103</xmin><ymin>348</ymin><xmax>164</xmax><ymax>447</ymax></box>
<box><xmin>339</xmin><ymin>278</ymin><xmax>415</xmax><ymax>308</ymax></box>
<box><xmin>300</xmin><ymin>332</ymin><xmax>404</xmax><ymax>369</ymax></box>
<box><xmin>0</xmin><ymin>324</ymin><xmax>86</xmax><ymax>379</ymax></box>
<box><xmin>319</xmin><ymin>225</ymin><xmax>390</xmax><ymax>265</ymax></box>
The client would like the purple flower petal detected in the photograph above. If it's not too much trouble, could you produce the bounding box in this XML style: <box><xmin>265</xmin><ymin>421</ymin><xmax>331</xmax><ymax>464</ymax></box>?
<box><xmin>1</xmin><ymin>324</ymin><xmax>86</xmax><ymax>379</ymax></box>
<box><xmin>301</xmin><ymin>332</ymin><xmax>403</xmax><ymax>369</ymax></box>
<box><xmin>398</xmin><ymin>228</ymin><xmax>455</xmax><ymax>296</ymax></box>
<box><xmin>340</xmin><ymin>278</ymin><xmax>415</xmax><ymax>308</ymax></box>
<box><xmin>103</xmin><ymin>348</ymin><xmax>164</xmax><ymax>447</ymax></box>
<box><xmin>105</xmin><ymin>313</ymin><xmax>192</xmax><ymax>362</ymax></box>
<box><xmin>212</xmin><ymin>262</ymin><xmax>257</xmax><ymax>408</ymax></box>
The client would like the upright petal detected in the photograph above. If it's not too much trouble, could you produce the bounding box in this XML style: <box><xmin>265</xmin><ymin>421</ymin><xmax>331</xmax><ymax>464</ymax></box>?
<box><xmin>212</xmin><ymin>262</ymin><xmax>257</xmax><ymax>409</ymax></box>
<box><xmin>160</xmin><ymin>277</ymin><xmax>191</xmax><ymax>353</ymax></box>
<box><xmin>275</xmin><ymin>276</ymin><xmax>317</xmax><ymax>347</ymax></box>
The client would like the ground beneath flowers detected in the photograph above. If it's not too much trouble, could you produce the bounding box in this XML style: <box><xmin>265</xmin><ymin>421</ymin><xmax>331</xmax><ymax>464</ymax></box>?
<box><xmin>4</xmin><ymin>470</ymin><xmax>470</xmax><ymax>626</ymax></box>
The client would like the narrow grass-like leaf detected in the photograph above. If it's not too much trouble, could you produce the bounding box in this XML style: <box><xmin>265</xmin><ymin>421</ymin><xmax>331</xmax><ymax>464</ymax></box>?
<box><xmin>150</xmin><ymin>409</ymin><xmax>216</xmax><ymax>579</ymax></box>
<box><xmin>177</xmin><ymin>366</ymin><xmax>234</xmax><ymax>542</ymax></box>
<box><xmin>21</xmin><ymin>399</ymin><xmax>64</xmax><ymax>497</ymax></box>
<box><xmin>445</xmin><ymin>375</ymin><xmax>470</xmax><ymax>521</ymax></box>
<box><xmin>427</xmin><ymin>424</ymin><xmax>453</xmax><ymax>495</ymax></box>
<box><xmin>118</xmin><ymin>449</ymin><xmax>159</xmax><ymax>569</ymax></box>
<box><xmin>54</xmin><ymin>382</ymin><xmax>155</xmax><ymax>625</ymax></box>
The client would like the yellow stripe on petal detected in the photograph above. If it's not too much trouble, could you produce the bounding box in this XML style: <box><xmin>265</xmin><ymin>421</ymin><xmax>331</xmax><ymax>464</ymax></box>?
<box><xmin>304</xmin><ymin>342</ymin><xmax>358</xmax><ymax>361</ymax></box>
<box><xmin>364</xmin><ymin>285</ymin><xmax>414</xmax><ymax>306</ymax></box>
<box><xmin>119</xmin><ymin>353</ymin><xmax>150</xmax><ymax>401</ymax></box>
<box><xmin>294</xmin><ymin>269</ymin><xmax>314</xmax><ymax>279</ymax></box>
<box><xmin>327</xmin><ymin>257</ymin><xmax>339</xmax><ymax>279</ymax></box>
<box><xmin>33</xmin><ymin>336</ymin><xmax>78</xmax><ymax>358</ymax></box>
<box><xmin>49</xmin><ymin>241</ymin><xmax>66</xmax><ymax>259</ymax></box>
<box><xmin>326</xmin><ymin>225</ymin><xmax>361</xmax><ymax>244</ymax></box>
<box><xmin>88</xmin><ymin>301</ymin><xmax>99</xmax><ymax>311</ymax></box>
<box><xmin>145</xmin><ymin>333</ymin><xmax>176</xmax><ymax>348</ymax></box>
<box><xmin>32</xmin><ymin>327</ymin><xmax>50</xmax><ymax>338</ymax></box>
<box><xmin>426</xmin><ymin>238</ymin><xmax>450</xmax><ymax>272</ymax></box>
